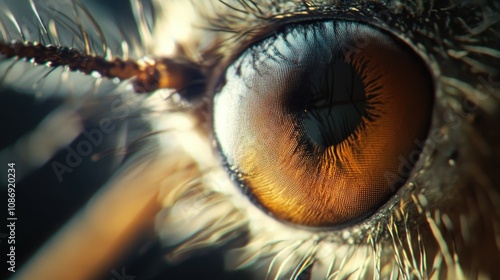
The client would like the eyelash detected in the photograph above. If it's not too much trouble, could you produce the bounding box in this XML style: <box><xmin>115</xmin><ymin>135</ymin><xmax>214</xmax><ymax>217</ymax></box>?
<box><xmin>1</xmin><ymin>0</ymin><xmax>499</xmax><ymax>279</ymax></box>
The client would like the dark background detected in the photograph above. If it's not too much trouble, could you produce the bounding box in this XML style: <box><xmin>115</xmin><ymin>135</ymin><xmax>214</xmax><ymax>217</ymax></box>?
<box><xmin>0</xmin><ymin>0</ymin><xmax>251</xmax><ymax>279</ymax></box>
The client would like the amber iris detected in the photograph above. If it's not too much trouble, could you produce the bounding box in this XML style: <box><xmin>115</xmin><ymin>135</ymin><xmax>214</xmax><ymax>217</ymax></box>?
<box><xmin>213</xmin><ymin>20</ymin><xmax>433</xmax><ymax>227</ymax></box>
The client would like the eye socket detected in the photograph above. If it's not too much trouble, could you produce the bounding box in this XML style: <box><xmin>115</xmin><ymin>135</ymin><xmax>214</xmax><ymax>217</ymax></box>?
<box><xmin>213</xmin><ymin>20</ymin><xmax>434</xmax><ymax>228</ymax></box>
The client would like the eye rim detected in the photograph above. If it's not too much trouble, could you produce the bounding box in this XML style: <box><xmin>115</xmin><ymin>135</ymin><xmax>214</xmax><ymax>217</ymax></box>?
<box><xmin>204</xmin><ymin>6</ymin><xmax>442</xmax><ymax>238</ymax></box>
<box><xmin>205</xmin><ymin>2</ymin><xmax>441</xmax><ymax>98</ymax></box>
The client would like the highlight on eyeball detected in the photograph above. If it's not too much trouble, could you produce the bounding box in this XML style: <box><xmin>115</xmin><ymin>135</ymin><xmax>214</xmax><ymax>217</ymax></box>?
<box><xmin>0</xmin><ymin>0</ymin><xmax>498</xmax><ymax>280</ymax></box>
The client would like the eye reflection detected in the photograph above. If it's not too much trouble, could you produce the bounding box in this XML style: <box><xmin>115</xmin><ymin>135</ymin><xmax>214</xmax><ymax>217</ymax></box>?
<box><xmin>297</xmin><ymin>56</ymin><xmax>366</xmax><ymax>147</ymax></box>
<box><xmin>214</xmin><ymin>20</ymin><xmax>434</xmax><ymax>227</ymax></box>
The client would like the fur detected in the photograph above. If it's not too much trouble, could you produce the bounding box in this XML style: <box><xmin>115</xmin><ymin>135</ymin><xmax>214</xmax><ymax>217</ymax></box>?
<box><xmin>0</xmin><ymin>0</ymin><xmax>499</xmax><ymax>279</ymax></box>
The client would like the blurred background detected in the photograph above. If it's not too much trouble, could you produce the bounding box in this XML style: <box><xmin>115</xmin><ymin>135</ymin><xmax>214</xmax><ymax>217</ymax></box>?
<box><xmin>0</xmin><ymin>0</ymin><xmax>251</xmax><ymax>279</ymax></box>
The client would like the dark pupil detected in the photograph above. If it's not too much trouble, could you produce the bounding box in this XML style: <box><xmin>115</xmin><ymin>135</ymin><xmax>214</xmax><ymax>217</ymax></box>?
<box><xmin>292</xmin><ymin>55</ymin><xmax>366</xmax><ymax>147</ymax></box>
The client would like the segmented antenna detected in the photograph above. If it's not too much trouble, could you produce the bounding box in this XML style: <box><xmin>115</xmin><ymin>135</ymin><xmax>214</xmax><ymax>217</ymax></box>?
<box><xmin>0</xmin><ymin>40</ymin><xmax>204</xmax><ymax>93</ymax></box>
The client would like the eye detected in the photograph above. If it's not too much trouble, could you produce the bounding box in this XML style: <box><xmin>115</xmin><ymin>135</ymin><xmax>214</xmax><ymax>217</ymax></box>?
<box><xmin>213</xmin><ymin>20</ymin><xmax>433</xmax><ymax>227</ymax></box>
<box><xmin>1</xmin><ymin>0</ymin><xmax>499</xmax><ymax>279</ymax></box>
